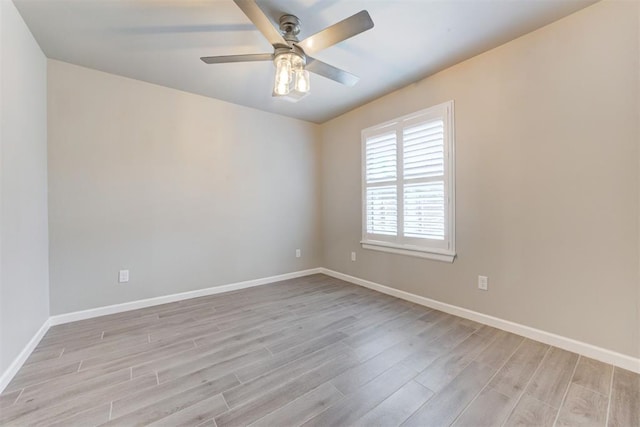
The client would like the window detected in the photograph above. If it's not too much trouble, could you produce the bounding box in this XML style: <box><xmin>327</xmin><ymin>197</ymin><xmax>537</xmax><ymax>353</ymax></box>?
<box><xmin>361</xmin><ymin>101</ymin><xmax>455</xmax><ymax>262</ymax></box>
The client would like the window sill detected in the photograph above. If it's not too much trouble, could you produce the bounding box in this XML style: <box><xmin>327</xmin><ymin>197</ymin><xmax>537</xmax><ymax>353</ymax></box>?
<box><xmin>361</xmin><ymin>240</ymin><xmax>456</xmax><ymax>263</ymax></box>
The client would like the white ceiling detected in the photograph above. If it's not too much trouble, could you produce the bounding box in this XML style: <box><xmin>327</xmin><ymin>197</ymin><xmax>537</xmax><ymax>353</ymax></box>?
<box><xmin>14</xmin><ymin>0</ymin><xmax>597</xmax><ymax>123</ymax></box>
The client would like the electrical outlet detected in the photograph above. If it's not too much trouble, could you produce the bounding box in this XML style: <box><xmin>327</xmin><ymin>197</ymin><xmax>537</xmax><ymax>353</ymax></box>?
<box><xmin>478</xmin><ymin>275</ymin><xmax>488</xmax><ymax>291</ymax></box>
<box><xmin>119</xmin><ymin>269</ymin><xmax>129</xmax><ymax>283</ymax></box>
<box><xmin>351</xmin><ymin>252</ymin><xmax>356</xmax><ymax>262</ymax></box>
<box><xmin>295</xmin><ymin>249</ymin><xmax>301</xmax><ymax>258</ymax></box>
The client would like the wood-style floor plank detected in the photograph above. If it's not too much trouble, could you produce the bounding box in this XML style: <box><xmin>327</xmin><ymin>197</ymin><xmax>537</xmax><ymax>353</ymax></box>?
<box><xmin>608</xmin><ymin>367</ymin><xmax>640</xmax><ymax>427</ymax></box>
<box><xmin>556</xmin><ymin>383</ymin><xmax>608</xmax><ymax>427</ymax></box>
<box><xmin>488</xmin><ymin>338</ymin><xmax>549</xmax><ymax>398</ymax></box>
<box><xmin>146</xmin><ymin>393</ymin><xmax>227</xmax><ymax>427</ymax></box>
<box><xmin>48</xmin><ymin>403</ymin><xmax>111</xmax><ymax>427</ymax></box>
<box><xmin>451</xmin><ymin>387</ymin><xmax>513</xmax><ymax>427</ymax></box>
<box><xmin>526</xmin><ymin>347</ymin><xmax>579</xmax><ymax>408</ymax></box>
<box><xmin>572</xmin><ymin>356</ymin><xmax>613</xmax><ymax>396</ymax></box>
<box><xmin>0</xmin><ymin>390</ymin><xmax>20</xmax><ymax>410</ymax></box>
<box><xmin>110</xmin><ymin>373</ymin><xmax>238</xmax><ymax>418</ymax></box>
<box><xmin>0</xmin><ymin>274</ymin><xmax>634</xmax><ymax>427</ymax></box>
<box><xmin>2</xmin><ymin>374</ymin><xmax>157</xmax><ymax>426</ymax></box>
<box><xmin>223</xmin><ymin>342</ymin><xmax>350</xmax><ymax>409</ymax></box>
<box><xmin>214</xmin><ymin>353</ymin><xmax>359</xmax><ymax>427</ymax></box>
<box><xmin>302</xmin><ymin>364</ymin><xmax>417</xmax><ymax>427</ymax></box>
<box><xmin>414</xmin><ymin>330</ymin><xmax>497</xmax><ymax>392</ymax></box>
<box><xmin>352</xmin><ymin>380</ymin><xmax>434</xmax><ymax>427</ymax></box>
<box><xmin>399</xmin><ymin>320</ymin><xmax>474</xmax><ymax>373</ymax></box>
<box><xmin>248</xmin><ymin>382</ymin><xmax>344</xmax><ymax>427</ymax></box>
<box><xmin>331</xmin><ymin>337</ymin><xmax>422</xmax><ymax>395</ymax></box>
<box><xmin>106</xmin><ymin>375</ymin><xmax>237</xmax><ymax>426</ymax></box>
<box><xmin>505</xmin><ymin>393</ymin><xmax>558</xmax><ymax>427</ymax></box>
<box><xmin>401</xmin><ymin>361</ymin><xmax>497</xmax><ymax>427</ymax></box>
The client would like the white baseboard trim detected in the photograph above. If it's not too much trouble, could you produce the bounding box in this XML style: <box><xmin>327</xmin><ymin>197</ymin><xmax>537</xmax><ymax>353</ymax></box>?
<box><xmin>49</xmin><ymin>268</ymin><xmax>323</xmax><ymax>326</ymax></box>
<box><xmin>0</xmin><ymin>268</ymin><xmax>322</xmax><ymax>393</ymax></box>
<box><xmin>0</xmin><ymin>318</ymin><xmax>51</xmax><ymax>393</ymax></box>
<box><xmin>320</xmin><ymin>268</ymin><xmax>640</xmax><ymax>374</ymax></box>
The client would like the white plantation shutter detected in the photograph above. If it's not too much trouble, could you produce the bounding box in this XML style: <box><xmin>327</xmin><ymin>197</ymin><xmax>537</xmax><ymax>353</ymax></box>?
<box><xmin>403</xmin><ymin>121</ymin><xmax>444</xmax><ymax>180</ymax></box>
<box><xmin>403</xmin><ymin>120</ymin><xmax>446</xmax><ymax>241</ymax></box>
<box><xmin>403</xmin><ymin>181</ymin><xmax>445</xmax><ymax>239</ymax></box>
<box><xmin>365</xmin><ymin>132</ymin><xmax>396</xmax><ymax>183</ymax></box>
<box><xmin>362</xmin><ymin>101</ymin><xmax>455</xmax><ymax>261</ymax></box>
<box><xmin>366</xmin><ymin>186</ymin><xmax>397</xmax><ymax>235</ymax></box>
<box><xmin>365</xmin><ymin>131</ymin><xmax>397</xmax><ymax>236</ymax></box>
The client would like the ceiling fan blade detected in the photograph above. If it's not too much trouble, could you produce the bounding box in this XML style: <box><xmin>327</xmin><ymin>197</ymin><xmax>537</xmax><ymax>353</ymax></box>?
<box><xmin>233</xmin><ymin>0</ymin><xmax>288</xmax><ymax>47</ymax></box>
<box><xmin>201</xmin><ymin>53</ymin><xmax>273</xmax><ymax>64</ymax></box>
<box><xmin>297</xmin><ymin>10</ymin><xmax>374</xmax><ymax>55</ymax></box>
<box><xmin>306</xmin><ymin>57</ymin><xmax>359</xmax><ymax>87</ymax></box>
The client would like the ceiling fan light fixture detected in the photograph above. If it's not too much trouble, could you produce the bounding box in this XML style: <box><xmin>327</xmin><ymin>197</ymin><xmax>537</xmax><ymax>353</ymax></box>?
<box><xmin>202</xmin><ymin>2</ymin><xmax>375</xmax><ymax>100</ymax></box>
<box><xmin>273</xmin><ymin>51</ymin><xmax>309</xmax><ymax>99</ymax></box>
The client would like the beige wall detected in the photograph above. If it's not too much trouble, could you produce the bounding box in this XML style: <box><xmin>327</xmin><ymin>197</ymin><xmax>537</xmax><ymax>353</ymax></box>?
<box><xmin>320</xmin><ymin>0</ymin><xmax>640</xmax><ymax>358</ymax></box>
<box><xmin>48</xmin><ymin>60</ymin><xmax>321</xmax><ymax>314</ymax></box>
<box><xmin>0</xmin><ymin>0</ymin><xmax>50</xmax><ymax>373</ymax></box>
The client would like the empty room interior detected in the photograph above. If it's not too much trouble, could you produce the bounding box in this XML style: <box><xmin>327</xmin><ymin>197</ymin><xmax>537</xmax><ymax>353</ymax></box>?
<box><xmin>1</xmin><ymin>0</ymin><xmax>639</xmax><ymax>425</ymax></box>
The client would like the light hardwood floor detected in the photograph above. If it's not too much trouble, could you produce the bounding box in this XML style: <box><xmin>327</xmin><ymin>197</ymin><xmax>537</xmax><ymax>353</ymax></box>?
<box><xmin>0</xmin><ymin>274</ymin><xmax>638</xmax><ymax>426</ymax></box>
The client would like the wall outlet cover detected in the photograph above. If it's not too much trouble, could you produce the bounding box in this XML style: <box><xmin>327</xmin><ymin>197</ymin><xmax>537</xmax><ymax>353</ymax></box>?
<box><xmin>478</xmin><ymin>275</ymin><xmax>488</xmax><ymax>291</ymax></box>
<box><xmin>119</xmin><ymin>270</ymin><xmax>130</xmax><ymax>283</ymax></box>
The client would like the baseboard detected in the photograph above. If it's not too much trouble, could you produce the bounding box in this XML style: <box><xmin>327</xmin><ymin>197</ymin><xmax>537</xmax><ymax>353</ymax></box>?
<box><xmin>320</xmin><ymin>268</ymin><xmax>640</xmax><ymax>374</ymax></box>
<box><xmin>0</xmin><ymin>318</ymin><xmax>51</xmax><ymax>393</ymax></box>
<box><xmin>0</xmin><ymin>268</ymin><xmax>322</xmax><ymax>393</ymax></box>
<box><xmin>49</xmin><ymin>268</ymin><xmax>323</xmax><ymax>326</ymax></box>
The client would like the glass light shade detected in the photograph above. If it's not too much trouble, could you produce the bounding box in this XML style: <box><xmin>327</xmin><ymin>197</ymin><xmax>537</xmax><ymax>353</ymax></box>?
<box><xmin>291</xmin><ymin>55</ymin><xmax>305</xmax><ymax>72</ymax></box>
<box><xmin>275</xmin><ymin>79</ymin><xmax>290</xmax><ymax>95</ymax></box>
<box><xmin>274</xmin><ymin>54</ymin><xmax>292</xmax><ymax>95</ymax></box>
<box><xmin>273</xmin><ymin>53</ymin><xmax>309</xmax><ymax>100</ymax></box>
<box><xmin>294</xmin><ymin>70</ymin><xmax>310</xmax><ymax>93</ymax></box>
<box><xmin>276</xmin><ymin>55</ymin><xmax>292</xmax><ymax>83</ymax></box>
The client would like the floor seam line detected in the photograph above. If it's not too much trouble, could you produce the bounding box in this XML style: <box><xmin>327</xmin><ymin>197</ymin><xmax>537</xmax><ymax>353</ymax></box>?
<box><xmin>12</xmin><ymin>388</ymin><xmax>25</xmax><ymax>405</ymax></box>
<box><xmin>551</xmin><ymin>354</ymin><xmax>581</xmax><ymax>427</ymax></box>
<box><xmin>604</xmin><ymin>366</ymin><xmax>615</xmax><ymax>427</ymax></box>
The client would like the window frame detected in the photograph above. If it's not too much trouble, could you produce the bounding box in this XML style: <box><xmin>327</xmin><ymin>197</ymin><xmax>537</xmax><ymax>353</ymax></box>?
<box><xmin>361</xmin><ymin>100</ymin><xmax>456</xmax><ymax>263</ymax></box>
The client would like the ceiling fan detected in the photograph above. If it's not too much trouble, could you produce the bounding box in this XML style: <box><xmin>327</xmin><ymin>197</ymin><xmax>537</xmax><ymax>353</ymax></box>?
<box><xmin>200</xmin><ymin>0</ymin><xmax>374</xmax><ymax>100</ymax></box>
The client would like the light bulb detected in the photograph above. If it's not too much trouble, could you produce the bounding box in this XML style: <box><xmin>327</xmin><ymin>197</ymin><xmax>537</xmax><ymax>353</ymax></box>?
<box><xmin>275</xmin><ymin>56</ymin><xmax>291</xmax><ymax>84</ymax></box>
<box><xmin>275</xmin><ymin>79</ymin><xmax>290</xmax><ymax>95</ymax></box>
<box><xmin>295</xmin><ymin>70</ymin><xmax>310</xmax><ymax>93</ymax></box>
<box><xmin>273</xmin><ymin>54</ymin><xmax>292</xmax><ymax>96</ymax></box>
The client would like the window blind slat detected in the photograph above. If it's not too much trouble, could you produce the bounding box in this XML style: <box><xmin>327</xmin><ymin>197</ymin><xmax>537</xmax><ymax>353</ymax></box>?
<box><xmin>366</xmin><ymin>185</ymin><xmax>397</xmax><ymax>236</ymax></box>
<box><xmin>403</xmin><ymin>181</ymin><xmax>445</xmax><ymax>240</ymax></box>
<box><xmin>366</xmin><ymin>131</ymin><xmax>397</xmax><ymax>184</ymax></box>
<box><xmin>367</xmin><ymin>143</ymin><xmax>397</xmax><ymax>156</ymax></box>
<box><xmin>403</xmin><ymin>120</ymin><xmax>444</xmax><ymax>180</ymax></box>
<box><xmin>404</xmin><ymin>132</ymin><xmax>443</xmax><ymax>146</ymax></box>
